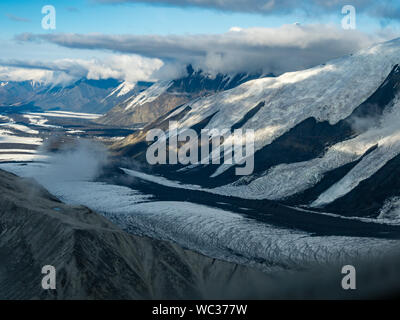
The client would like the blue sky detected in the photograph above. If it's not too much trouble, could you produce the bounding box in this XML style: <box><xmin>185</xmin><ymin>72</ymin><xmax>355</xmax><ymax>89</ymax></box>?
<box><xmin>1</xmin><ymin>0</ymin><xmax>394</xmax><ymax>36</ymax></box>
<box><xmin>2</xmin><ymin>0</ymin><xmax>295</xmax><ymax>36</ymax></box>
<box><xmin>0</xmin><ymin>0</ymin><xmax>399</xmax><ymax>83</ymax></box>
<box><xmin>0</xmin><ymin>0</ymin><xmax>314</xmax><ymax>60</ymax></box>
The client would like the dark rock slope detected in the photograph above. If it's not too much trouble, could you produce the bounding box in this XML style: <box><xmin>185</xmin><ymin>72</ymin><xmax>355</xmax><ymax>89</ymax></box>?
<box><xmin>0</xmin><ymin>169</ymin><xmax>272</xmax><ymax>300</ymax></box>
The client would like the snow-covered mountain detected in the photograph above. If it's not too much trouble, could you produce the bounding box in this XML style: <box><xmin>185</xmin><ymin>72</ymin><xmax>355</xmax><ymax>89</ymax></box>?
<box><xmin>98</xmin><ymin>65</ymin><xmax>263</xmax><ymax>126</ymax></box>
<box><xmin>0</xmin><ymin>80</ymin><xmax>44</xmax><ymax>108</ymax></box>
<box><xmin>112</xmin><ymin>38</ymin><xmax>400</xmax><ymax>220</ymax></box>
<box><xmin>0</xmin><ymin>78</ymin><xmax>153</xmax><ymax>114</ymax></box>
<box><xmin>3</xmin><ymin>42</ymin><xmax>400</xmax><ymax>279</ymax></box>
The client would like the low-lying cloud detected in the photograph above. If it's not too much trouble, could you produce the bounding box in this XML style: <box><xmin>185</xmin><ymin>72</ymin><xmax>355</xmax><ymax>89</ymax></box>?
<box><xmin>0</xmin><ymin>54</ymin><xmax>164</xmax><ymax>86</ymax></box>
<box><xmin>36</xmin><ymin>139</ymin><xmax>109</xmax><ymax>185</ymax></box>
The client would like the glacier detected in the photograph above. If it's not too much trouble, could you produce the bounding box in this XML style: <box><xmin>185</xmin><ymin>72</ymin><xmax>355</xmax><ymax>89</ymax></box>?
<box><xmin>0</xmin><ymin>161</ymin><xmax>398</xmax><ymax>273</ymax></box>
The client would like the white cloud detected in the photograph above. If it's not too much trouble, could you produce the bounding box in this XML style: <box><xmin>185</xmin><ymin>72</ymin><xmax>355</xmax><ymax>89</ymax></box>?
<box><xmin>229</xmin><ymin>27</ymin><xmax>243</xmax><ymax>32</ymax></box>
<box><xmin>0</xmin><ymin>54</ymin><xmax>164</xmax><ymax>85</ymax></box>
<box><xmin>0</xmin><ymin>66</ymin><xmax>74</xmax><ymax>85</ymax></box>
<box><xmin>17</xmin><ymin>24</ymin><xmax>397</xmax><ymax>76</ymax></box>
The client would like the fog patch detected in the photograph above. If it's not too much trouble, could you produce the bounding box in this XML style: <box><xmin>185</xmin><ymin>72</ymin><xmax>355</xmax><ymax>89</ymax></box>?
<box><xmin>33</xmin><ymin>139</ymin><xmax>109</xmax><ymax>188</ymax></box>
<box><xmin>347</xmin><ymin>115</ymin><xmax>380</xmax><ymax>134</ymax></box>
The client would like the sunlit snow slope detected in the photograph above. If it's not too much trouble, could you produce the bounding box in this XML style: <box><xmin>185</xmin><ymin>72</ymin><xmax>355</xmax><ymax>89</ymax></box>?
<box><xmin>114</xmin><ymin>38</ymin><xmax>400</xmax><ymax>219</ymax></box>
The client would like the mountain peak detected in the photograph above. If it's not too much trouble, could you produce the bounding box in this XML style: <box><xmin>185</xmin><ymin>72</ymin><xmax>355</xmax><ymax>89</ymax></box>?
<box><xmin>186</xmin><ymin>64</ymin><xmax>195</xmax><ymax>76</ymax></box>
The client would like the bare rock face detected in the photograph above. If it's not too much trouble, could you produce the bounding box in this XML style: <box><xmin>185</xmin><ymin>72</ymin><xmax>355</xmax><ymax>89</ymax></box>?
<box><xmin>0</xmin><ymin>169</ymin><xmax>272</xmax><ymax>300</ymax></box>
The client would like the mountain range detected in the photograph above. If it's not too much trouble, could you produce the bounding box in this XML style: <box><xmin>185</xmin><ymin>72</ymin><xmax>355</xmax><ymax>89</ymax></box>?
<box><xmin>3</xmin><ymin>37</ymin><xmax>400</xmax><ymax>299</ymax></box>
<box><xmin>110</xmin><ymin>38</ymin><xmax>400</xmax><ymax>221</ymax></box>
<box><xmin>0</xmin><ymin>78</ymin><xmax>148</xmax><ymax>114</ymax></box>
<box><xmin>0</xmin><ymin>66</ymin><xmax>263</xmax><ymax>121</ymax></box>
<box><xmin>98</xmin><ymin>65</ymin><xmax>263</xmax><ymax>126</ymax></box>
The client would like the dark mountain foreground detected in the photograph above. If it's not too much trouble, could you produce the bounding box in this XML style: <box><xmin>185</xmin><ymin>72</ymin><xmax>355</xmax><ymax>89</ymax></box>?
<box><xmin>1</xmin><ymin>168</ymin><xmax>400</xmax><ymax>300</ymax></box>
<box><xmin>0</xmin><ymin>169</ymin><xmax>273</xmax><ymax>299</ymax></box>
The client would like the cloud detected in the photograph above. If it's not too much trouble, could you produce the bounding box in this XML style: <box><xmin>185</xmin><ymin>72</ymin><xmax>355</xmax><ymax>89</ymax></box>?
<box><xmin>37</xmin><ymin>139</ymin><xmax>109</xmax><ymax>184</ymax></box>
<box><xmin>0</xmin><ymin>54</ymin><xmax>164</xmax><ymax>85</ymax></box>
<box><xmin>95</xmin><ymin>0</ymin><xmax>400</xmax><ymax>20</ymax></box>
<box><xmin>0</xmin><ymin>66</ymin><xmax>70</xmax><ymax>84</ymax></box>
<box><xmin>6</xmin><ymin>13</ymin><xmax>31</xmax><ymax>23</ymax></box>
<box><xmin>15</xmin><ymin>24</ymin><xmax>396</xmax><ymax>76</ymax></box>
<box><xmin>66</xmin><ymin>7</ymin><xmax>79</xmax><ymax>12</ymax></box>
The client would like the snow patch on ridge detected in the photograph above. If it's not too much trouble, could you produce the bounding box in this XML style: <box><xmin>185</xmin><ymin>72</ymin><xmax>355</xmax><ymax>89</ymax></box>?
<box><xmin>124</xmin><ymin>81</ymin><xmax>172</xmax><ymax>110</ymax></box>
<box><xmin>103</xmin><ymin>81</ymin><xmax>135</xmax><ymax>101</ymax></box>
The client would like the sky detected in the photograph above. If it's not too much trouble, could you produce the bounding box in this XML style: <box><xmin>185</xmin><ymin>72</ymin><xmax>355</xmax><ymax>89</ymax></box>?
<box><xmin>1</xmin><ymin>0</ymin><xmax>400</xmax><ymax>85</ymax></box>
